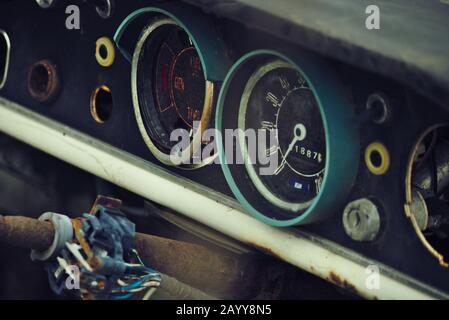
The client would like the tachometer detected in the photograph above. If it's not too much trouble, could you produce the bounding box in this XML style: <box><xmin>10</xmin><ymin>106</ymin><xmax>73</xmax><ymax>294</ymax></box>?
<box><xmin>115</xmin><ymin>4</ymin><xmax>230</xmax><ymax>168</ymax></box>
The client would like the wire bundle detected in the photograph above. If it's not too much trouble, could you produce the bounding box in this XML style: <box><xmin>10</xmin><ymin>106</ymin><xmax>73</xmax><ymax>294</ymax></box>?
<box><xmin>111</xmin><ymin>250</ymin><xmax>161</xmax><ymax>300</ymax></box>
<box><xmin>47</xmin><ymin>205</ymin><xmax>162</xmax><ymax>300</ymax></box>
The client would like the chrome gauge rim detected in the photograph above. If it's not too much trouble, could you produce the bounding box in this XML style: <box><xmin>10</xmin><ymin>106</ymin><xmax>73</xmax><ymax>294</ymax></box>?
<box><xmin>131</xmin><ymin>17</ymin><xmax>217</xmax><ymax>169</ymax></box>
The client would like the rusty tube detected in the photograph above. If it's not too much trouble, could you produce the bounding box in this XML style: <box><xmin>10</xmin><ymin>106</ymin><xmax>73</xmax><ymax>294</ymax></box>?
<box><xmin>135</xmin><ymin>233</ymin><xmax>260</xmax><ymax>298</ymax></box>
<box><xmin>0</xmin><ymin>215</ymin><xmax>54</xmax><ymax>251</ymax></box>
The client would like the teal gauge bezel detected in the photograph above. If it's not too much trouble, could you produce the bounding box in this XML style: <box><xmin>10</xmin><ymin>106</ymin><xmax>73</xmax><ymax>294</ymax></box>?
<box><xmin>216</xmin><ymin>50</ymin><xmax>360</xmax><ymax>226</ymax></box>
<box><xmin>113</xmin><ymin>2</ymin><xmax>230</xmax><ymax>82</ymax></box>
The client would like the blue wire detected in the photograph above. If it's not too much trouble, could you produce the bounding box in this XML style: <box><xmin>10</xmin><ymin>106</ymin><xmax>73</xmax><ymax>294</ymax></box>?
<box><xmin>119</xmin><ymin>279</ymin><xmax>145</xmax><ymax>291</ymax></box>
<box><xmin>111</xmin><ymin>293</ymin><xmax>134</xmax><ymax>300</ymax></box>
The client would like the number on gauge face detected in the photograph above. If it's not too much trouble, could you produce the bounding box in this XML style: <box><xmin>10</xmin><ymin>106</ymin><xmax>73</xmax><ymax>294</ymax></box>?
<box><xmin>151</xmin><ymin>25</ymin><xmax>206</xmax><ymax>152</ymax></box>
<box><xmin>240</xmin><ymin>60</ymin><xmax>326</xmax><ymax>210</ymax></box>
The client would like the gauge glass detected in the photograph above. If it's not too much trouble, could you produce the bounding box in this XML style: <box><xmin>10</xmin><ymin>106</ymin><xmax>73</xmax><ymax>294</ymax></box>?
<box><xmin>238</xmin><ymin>60</ymin><xmax>326</xmax><ymax>211</ymax></box>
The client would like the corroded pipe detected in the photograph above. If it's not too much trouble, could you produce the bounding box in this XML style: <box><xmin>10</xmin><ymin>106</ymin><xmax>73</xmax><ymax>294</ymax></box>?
<box><xmin>0</xmin><ymin>215</ymin><xmax>54</xmax><ymax>251</ymax></box>
<box><xmin>135</xmin><ymin>232</ymin><xmax>260</xmax><ymax>298</ymax></box>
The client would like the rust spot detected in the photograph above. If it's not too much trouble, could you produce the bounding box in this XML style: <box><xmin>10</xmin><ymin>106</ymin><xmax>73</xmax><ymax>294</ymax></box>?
<box><xmin>28</xmin><ymin>59</ymin><xmax>60</xmax><ymax>102</ymax></box>
<box><xmin>243</xmin><ymin>242</ymin><xmax>362</xmax><ymax>297</ymax></box>
<box><xmin>244</xmin><ymin>241</ymin><xmax>284</xmax><ymax>261</ymax></box>
<box><xmin>328</xmin><ymin>271</ymin><xmax>358</xmax><ymax>294</ymax></box>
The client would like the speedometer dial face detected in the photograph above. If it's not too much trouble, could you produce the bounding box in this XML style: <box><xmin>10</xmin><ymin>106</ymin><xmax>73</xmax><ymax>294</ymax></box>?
<box><xmin>132</xmin><ymin>17</ymin><xmax>215</xmax><ymax>168</ymax></box>
<box><xmin>239</xmin><ymin>60</ymin><xmax>326</xmax><ymax>211</ymax></box>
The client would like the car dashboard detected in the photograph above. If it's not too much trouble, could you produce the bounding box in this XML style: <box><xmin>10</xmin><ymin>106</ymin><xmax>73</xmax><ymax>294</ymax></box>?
<box><xmin>0</xmin><ymin>0</ymin><xmax>449</xmax><ymax>300</ymax></box>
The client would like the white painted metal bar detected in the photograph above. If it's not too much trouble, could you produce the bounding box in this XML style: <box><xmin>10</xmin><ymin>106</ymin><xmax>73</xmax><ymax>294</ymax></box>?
<box><xmin>0</xmin><ymin>96</ymin><xmax>446</xmax><ymax>300</ymax></box>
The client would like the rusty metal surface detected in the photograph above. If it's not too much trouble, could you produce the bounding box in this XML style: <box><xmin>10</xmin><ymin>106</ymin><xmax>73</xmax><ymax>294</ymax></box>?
<box><xmin>135</xmin><ymin>232</ymin><xmax>260</xmax><ymax>298</ymax></box>
<box><xmin>0</xmin><ymin>215</ymin><xmax>54</xmax><ymax>251</ymax></box>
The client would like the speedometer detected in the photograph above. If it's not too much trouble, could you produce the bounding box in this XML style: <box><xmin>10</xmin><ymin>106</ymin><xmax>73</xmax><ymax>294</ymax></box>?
<box><xmin>216</xmin><ymin>50</ymin><xmax>359</xmax><ymax>226</ymax></box>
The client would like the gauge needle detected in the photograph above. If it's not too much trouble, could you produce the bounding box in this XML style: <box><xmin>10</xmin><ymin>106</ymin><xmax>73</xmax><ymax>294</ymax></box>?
<box><xmin>274</xmin><ymin>123</ymin><xmax>307</xmax><ymax>175</ymax></box>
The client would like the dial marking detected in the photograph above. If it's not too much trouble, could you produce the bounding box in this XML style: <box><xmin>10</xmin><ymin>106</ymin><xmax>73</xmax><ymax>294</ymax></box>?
<box><xmin>161</xmin><ymin>42</ymin><xmax>176</xmax><ymax>56</ymax></box>
<box><xmin>315</xmin><ymin>175</ymin><xmax>323</xmax><ymax>194</ymax></box>
<box><xmin>297</xmin><ymin>75</ymin><xmax>307</xmax><ymax>88</ymax></box>
<box><xmin>279</xmin><ymin>76</ymin><xmax>290</xmax><ymax>90</ymax></box>
<box><xmin>160</xmin><ymin>63</ymin><xmax>169</xmax><ymax>92</ymax></box>
<box><xmin>159</xmin><ymin>103</ymin><xmax>173</xmax><ymax>113</ymax></box>
<box><xmin>266</xmin><ymin>92</ymin><xmax>280</xmax><ymax>107</ymax></box>
<box><xmin>187</xmin><ymin>107</ymin><xmax>201</xmax><ymax>122</ymax></box>
<box><xmin>174</xmin><ymin>76</ymin><xmax>185</xmax><ymax>92</ymax></box>
<box><xmin>158</xmin><ymin>63</ymin><xmax>173</xmax><ymax>113</ymax></box>
<box><xmin>261</xmin><ymin>120</ymin><xmax>276</xmax><ymax>131</ymax></box>
<box><xmin>190</xmin><ymin>55</ymin><xmax>201</xmax><ymax>78</ymax></box>
<box><xmin>266</xmin><ymin>145</ymin><xmax>279</xmax><ymax>157</ymax></box>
